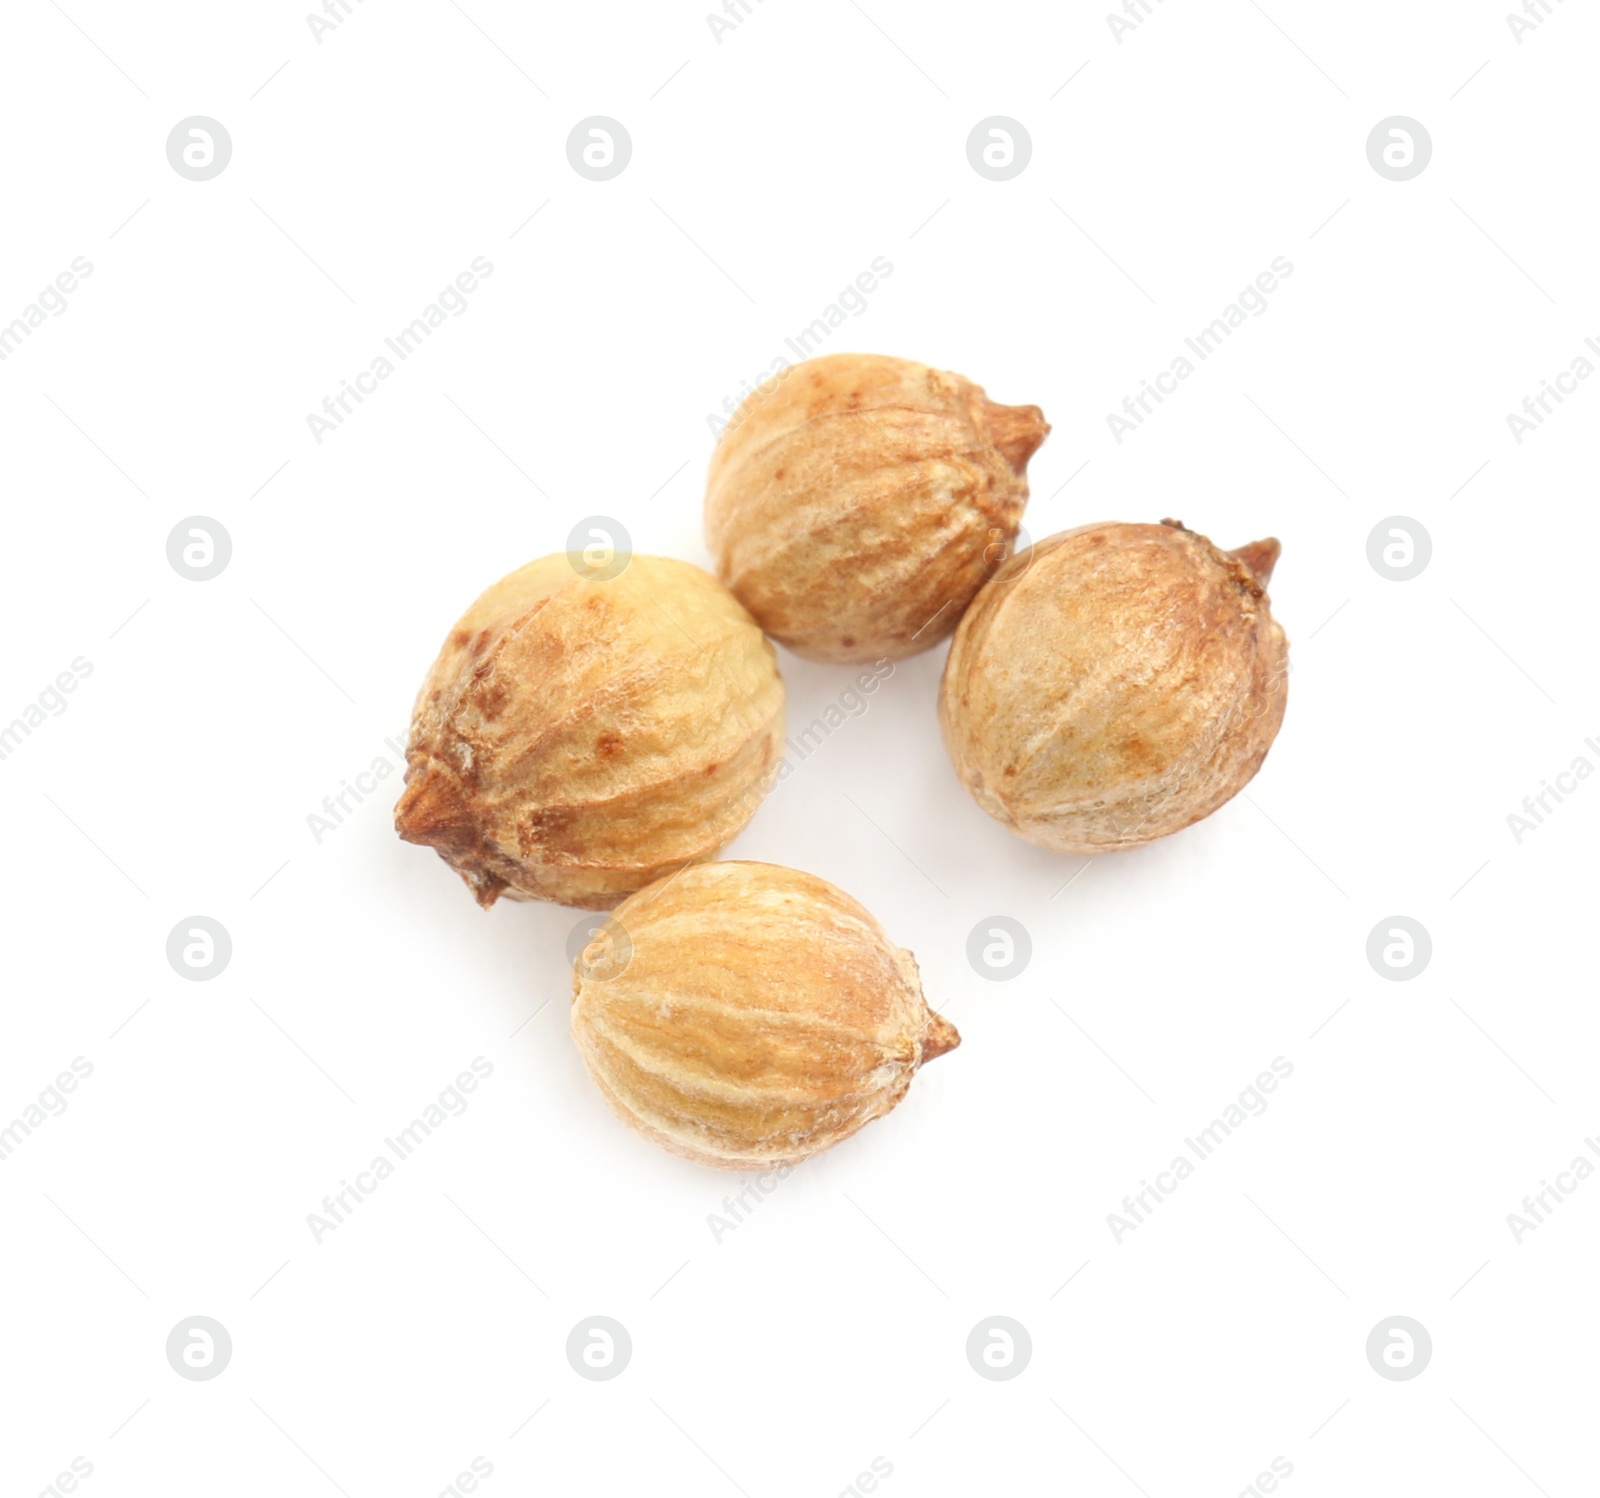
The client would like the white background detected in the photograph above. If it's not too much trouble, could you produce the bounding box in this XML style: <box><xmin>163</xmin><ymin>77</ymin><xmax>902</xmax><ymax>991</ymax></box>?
<box><xmin>2</xmin><ymin>1</ymin><xmax>1596</xmax><ymax>1494</ymax></box>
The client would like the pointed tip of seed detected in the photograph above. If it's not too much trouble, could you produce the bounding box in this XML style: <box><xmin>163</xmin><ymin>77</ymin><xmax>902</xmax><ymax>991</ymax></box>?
<box><xmin>395</xmin><ymin>766</ymin><xmax>475</xmax><ymax>853</ymax></box>
<box><xmin>921</xmin><ymin>1010</ymin><xmax>961</xmax><ymax>1064</ymax></box>
<box><xmin>1230</xmin><ymin>536</ymin><xmax>1282</xmax><ymax>584</ymax></box>
<box><xmin>984</xmin><ymin>400</ymin><xmax>1050</xmax><ymax>474</ymax></box>
<box><xmin>396</xmin><ymin>769</ymin><xmax>508</xmax><ymax>908</ymax></box>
